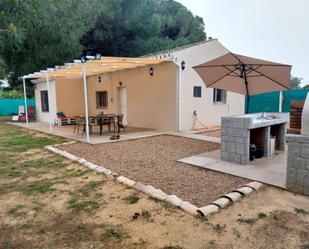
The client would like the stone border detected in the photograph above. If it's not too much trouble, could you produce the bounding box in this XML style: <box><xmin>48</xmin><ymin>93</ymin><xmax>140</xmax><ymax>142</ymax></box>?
<box><xmin>45</xmin><ymin>143</ymin><xmax>264</xmax><ymax>217</ymax></box>
<box><xmin>197</xmin><ymin>181</ymin><xmax>263</xmax><ymax>217</ymax></box>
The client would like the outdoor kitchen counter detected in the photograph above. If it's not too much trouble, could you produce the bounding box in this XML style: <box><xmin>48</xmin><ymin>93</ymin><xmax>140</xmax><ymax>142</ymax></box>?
<box><xmin>221</xmin><ymin>113</ymin><xmax>289</xmax><ymax>165</ymax></box>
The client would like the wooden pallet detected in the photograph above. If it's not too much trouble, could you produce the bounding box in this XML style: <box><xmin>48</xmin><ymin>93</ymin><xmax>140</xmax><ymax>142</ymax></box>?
<box><xmin>54</xmin><ymin>117</ymin><xmax>77</xmax><ymax>126</ymax></box>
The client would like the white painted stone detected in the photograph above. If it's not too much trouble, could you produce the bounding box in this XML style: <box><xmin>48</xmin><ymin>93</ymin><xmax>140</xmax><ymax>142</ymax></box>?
<box><xmin>179</xmin><ymin>201</ymin><xmax>198</xmax><ymax>216</ymax></box>
<box><xmin>116</xmin><ymin>176</ymin><xmax>128</xmax><ymax>183</ymax></box>
<box><xmin>46</xmin><ymin>146</ymin><xmax>61</xmax><ymax>154</ymax></box>
<box><xmin>78</xmin><ymin>158</ymin><xmax>87</xmax><ymax>164</ymax></box>
<box><xmin>246</xmin><ymin>181</ymin><xmax>263</xmax><ymax>190</ymax></box>
<box><xmin>95</xmin><ymin>166</ymin><xmax>108</xmax><ymax>174</ymax></box>
<box><xmin>224</xmin><ymin>192</ymin><xmax>242</xmax><ymax>202</ymax></box>
<box><xmin>144</xmin><ymin>185</ymin><xmax>157</xmax><ymax>195</ymax></box>
<box><xmin>83</xmin><ymin>161</ymin><xmax>97</xmax><ymax>170</ymax></box>
<box><xmin>211</xmin><ymin>197</ymin><xmax>231</xmax><ymax>208</ymax></box>
<box><xmin>150</xmin><ymin>189</ymin><xmax>168</xmax><ymax>201</ymax></box>
<box><xmin>112</xmin><ymin>172</ymin><xmax>119</xmax><ymax>177</ymax></box>
<box><xmin>61</xmin><ymin>151</ymin><xmax>78</xmax><ymax>161</ymax></box>
<box><xmin>236</xmin><ymin>186</ymin><xmax>253</xmax><ymax>195</ymax></box>
<box><xmin>133</xmin><ymin>182</ymin><xmax>147</xmax><ymax>192</ymax></box>
<box><xmin>102</xmin><ymin>169</ymin><xmax>112</xmax><ymax>175</ymax></box>
<box><xmin>122</xmin><ymin>178</ymin><xmax>136</xmax><ymax>187</ymax></box>
<box><xmin>197</xmin><ymin>205</ymin><xmax>219</xmax><ymax>217</ymax></box>
<box><xmin>165</xmin><ymin>195</ymin><xmax>183</xmax><ymax>206</ymax></box>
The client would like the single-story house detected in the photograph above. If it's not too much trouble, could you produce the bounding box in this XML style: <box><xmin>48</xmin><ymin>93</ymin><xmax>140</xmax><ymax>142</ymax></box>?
<box><xmin>31</xmin><ymin>39</ymin><xmax>244</xmax><ymax>131</ymax></box>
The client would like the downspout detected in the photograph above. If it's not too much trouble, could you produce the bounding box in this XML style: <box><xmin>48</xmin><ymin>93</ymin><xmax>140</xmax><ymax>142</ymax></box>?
<box><xmin>279</xmin><ymin>91</ymin><xmax>283</xmax><ymax>112</ymax></box>
<box><xmin>82</xmin><ymin>62</ymin><xmax>90</xmax><ymax>143</ymax></box>
<box><xmin>22</xmin><ymin>76</ymin><xmax>29</xmax><ymax>127</ymax></box>
<box><xmin>173</xmin><ymin>56</ymin><xmax>182</xmax><ymax>132</ymax></box>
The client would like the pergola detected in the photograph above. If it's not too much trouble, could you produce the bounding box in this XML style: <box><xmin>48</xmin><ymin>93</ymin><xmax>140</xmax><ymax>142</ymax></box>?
<box><xmin>22</xmin><ymin>56</ymin><xmax>171</xmax><ymax>142</ymax></box>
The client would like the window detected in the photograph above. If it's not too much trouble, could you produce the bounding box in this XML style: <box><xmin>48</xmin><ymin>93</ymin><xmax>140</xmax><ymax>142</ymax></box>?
<box><xmin>40</xmin><ymin>90</ymin><xmax>49</xmax><ymax>112</ymax></box>
<box><xmin>213</xmin><ymin>89</ymin><xmax>226</xmax><ymax>104</ymax></box>
<box><xmin>193</xmin><ymin>86</ymin><xmax>202</xmax><ymax>98</ymax></box>
<box><xmin>96</xmin><ymin>91</ymin><xmax>108</xmax><ymax>108</ymax></box>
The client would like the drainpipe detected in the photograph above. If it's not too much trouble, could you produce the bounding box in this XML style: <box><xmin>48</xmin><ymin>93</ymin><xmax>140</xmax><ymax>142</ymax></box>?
<box><xmin>82</xmin><ymin>62</ymin><xmax>90</xmax><ymax>143</ymax></box>
<box><xmin>279</xmin><ymin>91</ymin><xmax>283</xmax><ymax>112</ymax></box>
<box><xmin>46</xmin><ymin>74</ymin><xmax>53</xmax><ymax>133</ymax></box>
<box><xmin>173</xmin><ymin>56</ymin><xmax>182</xmax><ymax>132</ymax></box>
<box><xmin>22</xmin><ymin>76</ymin><xmax>29</xmax><ymax>127</ymax></box>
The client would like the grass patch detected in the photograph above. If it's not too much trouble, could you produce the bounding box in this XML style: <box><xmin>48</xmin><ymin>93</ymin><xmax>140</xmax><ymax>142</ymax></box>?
<box><xmin>0</xmin><ymin>123</ymin><xmax>67</xmax><ymax>152</ymax></box>
<box><xmin>63</xmin><ymin>168</ymin><xmax>90</xmax><ymax>178</ymax></box>
<box><xmin>32</xmin><ymin>202</ymin><xmax>46</xmax><ymax>213</ymax></box>
<box><xmin>212</xmin><ymin>223</ymin><xmax>226</xmax><ymax>233</ymax></box>
<box><xmin>16</xmin><ymin>222</ymin><xmax>33</xmax><ymax>230</ymax></box>
<box><xmin>21</xmin><ymin>178</ymin><xmax>68</xmax><ymax>195</ymax></box>
<box><xmin>141</xmin><ymin>210</ymin><xmax>151</xmax><ymax>220</ymax></box>
<box><xmin>294</xmin><ymin>208</ymin><xmax>309</xmax><ymax>215</ymax></box>
<box><xmin>123</xmin><ymin>194</ymin><xmax>139</xmax><ymax>204</ymax></box>
<box><xmin>103</xmin><ymin>226</ymin><xmax>126</xmax><ymax>242</ymax></box>
<box><xmin>7</xmin><ymin>204</ymin><xmax>25</xmax><ymax>217</ymax></box>
<box><xmin>68</xmin><ymin>196</ymin><xmax>100</xmax><ymax>212</ymax></box>
<box><xmin>257</xmin><ymin>212</ymin><xmax>267</xmax><ymax>219</ymax></box>
<box><xmin>237</xmin><ymin>212</ymin><xmax>268</xmax><ymax>224</ymax></box>
<box><xmin>79</xmin><ymin>181</ymin><xmax>103</xmax><ymax>197</ymax></box>
<box><xmin>237</xmin><ymin>217</ymin><xmax>257</xmax><ymax>224</ymax></box>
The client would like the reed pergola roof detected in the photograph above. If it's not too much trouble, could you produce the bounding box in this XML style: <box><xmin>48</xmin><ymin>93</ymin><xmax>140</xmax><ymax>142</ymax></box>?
<box><xmin>28</xmin><ymin>57</ymin><xmax>171</xmax><ymax>79</ymax></box>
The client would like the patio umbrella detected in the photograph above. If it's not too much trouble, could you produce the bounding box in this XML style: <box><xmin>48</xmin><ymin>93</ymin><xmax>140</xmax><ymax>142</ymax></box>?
<box><xmin>193</xmin><ymin>52</ymin><xmax>292</xmax><ymax>113</ymax></box>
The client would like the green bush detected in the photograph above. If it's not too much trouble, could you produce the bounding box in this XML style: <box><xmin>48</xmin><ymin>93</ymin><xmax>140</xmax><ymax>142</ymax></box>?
<box><xmin>0</xmin><ymin>89</ymin><xmax>24</xmax><ymax>99</ymax></box>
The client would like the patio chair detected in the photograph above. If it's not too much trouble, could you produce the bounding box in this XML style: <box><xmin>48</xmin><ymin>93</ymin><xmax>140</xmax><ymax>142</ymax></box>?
<box><xmin>11</xmin><ymin>105</ymin><xmax>24</xmax><ymax>122</ymax></box>
<box><xmin>114</xmin><ymin>114</ymin><xmax>125</xmax><ymax>133</ymax></box>
<box><xmin>27</xmin><ymin>106</ymin><xmax>35</xmax><ymax>120</ymax></box>
<box><xmin>73</xmin><ymin>117</ymin><xmax>85</xmax><ymax>134</ymax></box>
<box><xmin>17</xmin><ymin>106</ymin><xmax>36</xmax><ymax>122</ymax></box>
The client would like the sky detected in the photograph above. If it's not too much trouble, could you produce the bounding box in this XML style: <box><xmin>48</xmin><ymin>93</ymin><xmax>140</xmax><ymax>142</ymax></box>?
<box><xmin>177</xmin><ymin>0</ymin><xmax>309</xmax><ymax>86</ymax></box>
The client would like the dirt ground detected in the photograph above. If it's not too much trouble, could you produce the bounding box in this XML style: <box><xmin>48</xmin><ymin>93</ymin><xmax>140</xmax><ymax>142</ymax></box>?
<box><xmin>1</xmin><ymin>123</ymin><xmax>309</xmax><ymax>249</ymax></box>
<box><xmin>60</xmin><ymin>135</ymin><xmax>248</xmax><ymax>206</ymax></box>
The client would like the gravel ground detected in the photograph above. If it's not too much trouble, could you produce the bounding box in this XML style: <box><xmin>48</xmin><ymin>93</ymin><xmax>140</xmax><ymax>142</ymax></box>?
<box><xmin>60</xmin><ymin>135</ymin><xmax>249</xmax><ymax>206</ymax></box>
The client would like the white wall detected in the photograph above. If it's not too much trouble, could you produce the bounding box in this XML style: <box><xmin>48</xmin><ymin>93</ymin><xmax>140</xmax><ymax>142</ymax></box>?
<box><xmin>152</xmin><ymin>40</ymin><xmax>245</xmax><ymax>131</ymax></box>
<box><xmin>34</xmin><ymin>80</ymin><xmax>57</xmax><ymax>123</ymax></box>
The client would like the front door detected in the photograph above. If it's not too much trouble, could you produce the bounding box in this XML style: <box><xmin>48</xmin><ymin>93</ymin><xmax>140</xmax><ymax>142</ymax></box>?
<box><xmin>119</xmin><ymin>87</ymin><xmax>127</xmax><ymax>125</ymax></box>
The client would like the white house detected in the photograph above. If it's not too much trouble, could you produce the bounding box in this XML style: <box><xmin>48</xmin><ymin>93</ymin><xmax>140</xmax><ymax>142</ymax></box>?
<box><xmin>145</xmin><ymin>38</ymin><xmax>245</xmax><ymax>131</ymax></box>
<box><xmin>31</xmin><ymin>39</ymin><xmax>244</xmax><ymax>132</ymax></box>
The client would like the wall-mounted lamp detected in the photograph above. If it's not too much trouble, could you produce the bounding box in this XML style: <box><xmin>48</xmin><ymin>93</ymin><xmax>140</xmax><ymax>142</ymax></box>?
<box><xmin>149</xmin><ymin>67</ymin><xmax>154</xmax><ymax>76</ymax></box>
<box><xmin>98</xmin><ymin>76</ymin><xmax>102</xmax><ymax>83</ymax></box>
<box><xmin>181</xmin><ymin>61</ymin><xmax>186</xmax><ymax>70</ymax></box>
<box><xmin>80</xmin><ymin>56</ymin><xmax>87</xmax><ymax>63</ymax></box>
<box><xmin>119</xmin><ymin>81</ymin><xmax>123</xmax><ymax>86</ymax></box>
<box><xmin>96</xmin><ymin>53</ymin><xmax>101</xmax><ymax>60</ymax></box>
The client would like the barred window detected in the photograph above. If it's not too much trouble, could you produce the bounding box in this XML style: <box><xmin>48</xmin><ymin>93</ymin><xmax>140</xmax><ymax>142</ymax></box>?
<box><xmin>96</xmin><ymin>91</ymin><xmax>108</xmax><ymax>108</ymax></box>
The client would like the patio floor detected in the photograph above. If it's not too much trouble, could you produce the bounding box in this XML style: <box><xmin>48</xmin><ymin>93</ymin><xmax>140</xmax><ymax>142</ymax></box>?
<box><xmin>10</xmin><ymin>122</ymin><xmax>166</xmax><ymax>144</ymax></box>
<box><xmin>178</xmin><ymin>150</ymin><xmax>287</xmax><ymax>188</ymax></box>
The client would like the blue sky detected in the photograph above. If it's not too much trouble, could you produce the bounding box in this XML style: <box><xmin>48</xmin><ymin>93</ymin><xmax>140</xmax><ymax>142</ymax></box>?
<box><xmin>177</xmin><ymin>0</ymin><xmax>309</xmax><ymax>85</ymax></box>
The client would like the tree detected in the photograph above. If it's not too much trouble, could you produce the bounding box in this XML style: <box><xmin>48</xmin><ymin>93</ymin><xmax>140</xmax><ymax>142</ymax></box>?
<box><xmin>0</xmin><ymin>0</ymin><xmax>102</xmax><ymax>89</ymax></box>
<box><xmin>303</xmin><ymin>84</ymin><xmax>309</xmax><ymax>90</ymax></box>
<box><xmin>81</xmin><ymin>0</ymin><xmax>206</xmax><ymax>57</ymax></box>
<box><xmin>289</xmin><ymin>76</ymin><xmax>303</xmax><ymax>89</ymax></box>
<box><xmin>1</xmin><ymin>0</ymin><xmax>207</xmax><ymax>91</ymax></box>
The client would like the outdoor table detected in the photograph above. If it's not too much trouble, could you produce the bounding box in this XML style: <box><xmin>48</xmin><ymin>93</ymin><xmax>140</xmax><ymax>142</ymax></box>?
<box><xmin>92</xmin><ymin>114</ymin><xmax>121</xmax><ymax>135</ymax></box>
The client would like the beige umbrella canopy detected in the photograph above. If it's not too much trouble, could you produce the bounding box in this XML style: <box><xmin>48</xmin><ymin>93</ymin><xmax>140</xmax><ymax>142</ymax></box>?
<box><xmin>193</xmin><ymin>52</ymin><xmax>292</xmax><ymax>113</ymax></box>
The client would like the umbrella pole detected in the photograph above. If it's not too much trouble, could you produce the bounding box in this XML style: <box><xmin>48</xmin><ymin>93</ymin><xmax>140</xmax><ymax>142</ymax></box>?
<box><xmin>243</xmin><ymin>64</ymin><xmax>250</xmax><ymax>114</ymax></box>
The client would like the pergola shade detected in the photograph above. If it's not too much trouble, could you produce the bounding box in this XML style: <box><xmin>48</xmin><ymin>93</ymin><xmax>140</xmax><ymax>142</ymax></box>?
<box><xmin>29</xmin><ymin>57</ymin><xmax>170</xmax><ymax>79</ymax></box>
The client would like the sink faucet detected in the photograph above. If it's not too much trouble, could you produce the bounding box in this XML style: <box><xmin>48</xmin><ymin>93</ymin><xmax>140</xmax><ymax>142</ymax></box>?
<box><xmin>261</xmin><ymin>108</ymin><xmax>269</xmax><ymax>118</ymax></box>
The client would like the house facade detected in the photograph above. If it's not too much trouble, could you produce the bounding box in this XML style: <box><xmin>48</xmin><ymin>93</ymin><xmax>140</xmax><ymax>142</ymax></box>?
<box><xmin>33</xmin><ymin>39</ymin><xmax>244</xmax><ymax>131</ymax></box>
<box><xmin>146</xmin><ymin>39</ymin><xmax>245</xmax><ymax>131</ymax></box>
